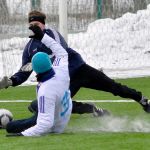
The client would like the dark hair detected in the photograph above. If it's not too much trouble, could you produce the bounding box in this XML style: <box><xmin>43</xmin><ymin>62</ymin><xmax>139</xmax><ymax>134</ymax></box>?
<box><xmin>28</xmin><ymin>10</ymin><xmax>46</xmax><ymax>24</ymax></box>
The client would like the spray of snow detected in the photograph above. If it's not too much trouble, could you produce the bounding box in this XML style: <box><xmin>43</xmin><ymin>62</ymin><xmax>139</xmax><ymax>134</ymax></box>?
<box><xmin>67</xmin><ymin>115</ymin><xmax>150</xmax><ymax>133</ymax></box>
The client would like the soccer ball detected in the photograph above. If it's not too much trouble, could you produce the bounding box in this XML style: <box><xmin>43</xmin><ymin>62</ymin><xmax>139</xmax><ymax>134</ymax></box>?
<box><xmin>0</xmin><ymin>109</ymin><xmax>13</xmax><ymax>129</ymax></box>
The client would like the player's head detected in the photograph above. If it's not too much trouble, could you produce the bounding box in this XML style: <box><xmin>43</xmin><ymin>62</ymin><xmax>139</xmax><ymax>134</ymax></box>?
<box><xmin>28</xmin><ymin>10</ymin><xmax>46</xmax><ymax>30</ymax></box>
<box><xmin>32</xmin><ymin>52</ymin><xmax>52</xmax><ymax>74</ymax></box>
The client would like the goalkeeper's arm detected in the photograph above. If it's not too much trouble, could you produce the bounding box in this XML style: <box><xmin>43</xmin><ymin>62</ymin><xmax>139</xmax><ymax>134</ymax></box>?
<box><xmin>0</xmin><ymin>70</ymin><xmax>32</xmax><ymax>89</ymax></box>
<box><xmin>0</xmin><ymin>62</ymin><xmax>32</xmax><ymax>89</ymax></box>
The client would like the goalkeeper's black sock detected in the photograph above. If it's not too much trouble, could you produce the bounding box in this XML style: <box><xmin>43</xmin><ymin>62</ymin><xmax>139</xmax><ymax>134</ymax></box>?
<box><xmin>72</xmin><ymin>101</ymin><xmax>93</xmax><ymax>114</ymax></box>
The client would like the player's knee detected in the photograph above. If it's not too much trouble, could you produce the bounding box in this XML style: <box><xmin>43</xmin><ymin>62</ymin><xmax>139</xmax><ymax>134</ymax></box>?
<box><xmin>6</xmin><ymin>122</ymin><xmax>13</xmax><ymax>133</ymax></box>
<box><xmin>28</xmin><ymin>100</ymin><xmax>38</xmax><ymax>113</ymax></box>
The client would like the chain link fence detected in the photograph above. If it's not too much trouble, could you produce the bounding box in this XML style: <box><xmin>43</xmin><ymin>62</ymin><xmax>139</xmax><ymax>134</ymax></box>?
<box><xmin>0</xmin><ymin>0</ymin><xmax>150</xmax><ymax>78</ymax></box>
<box><xmin>0</xmin><ymin>0</ymin><xmax>150</xmax><ymax>37</ymax></box>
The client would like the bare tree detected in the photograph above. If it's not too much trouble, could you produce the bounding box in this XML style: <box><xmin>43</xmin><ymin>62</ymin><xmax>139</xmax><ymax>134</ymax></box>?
<box><xmin>0</xmin><ymin>0</ymin><xmax>9</xmax><ymax>24</ymax></box>
<box><xmin>101</xmin><ymin>0</ymin><xmax>148</xmax><ymax>19</ymax></box>
<box><xmin>133</xmin><ymin>0</ymin><xmax>147</xmax><ymax>12</ymax></box>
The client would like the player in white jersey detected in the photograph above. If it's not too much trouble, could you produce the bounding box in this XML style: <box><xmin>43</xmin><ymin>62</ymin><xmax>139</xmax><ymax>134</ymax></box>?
<box><xmin>7</xmin><ymin>27</ymin><xmax>72</xmax><ymax>136</ymax></box>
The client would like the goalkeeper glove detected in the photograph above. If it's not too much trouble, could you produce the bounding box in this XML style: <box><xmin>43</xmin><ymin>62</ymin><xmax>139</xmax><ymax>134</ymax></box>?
<box><xmin>29</xmin><ymin>25</ymin><xmax>44</xmax><ymax>40</ymax></box>
<box><xmin>0</xmin><ymin>76</ymin><xmax>12</xmax><ymax>89</ymax></box>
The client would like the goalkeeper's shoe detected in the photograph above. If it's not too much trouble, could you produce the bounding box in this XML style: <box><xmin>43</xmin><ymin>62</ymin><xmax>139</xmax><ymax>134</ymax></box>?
<box><xmin>93</xmin><ymin>106</ymin><xmax>110</xmax><ymax>117</ymax></box>
<box><xmin>140</xmin><ymin>96</ymin><xmax>150</xmax><ymax>113</ymax></box>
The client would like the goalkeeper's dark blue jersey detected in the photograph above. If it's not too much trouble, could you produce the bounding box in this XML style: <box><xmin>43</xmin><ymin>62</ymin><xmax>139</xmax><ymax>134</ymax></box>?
<box><xmin>10</xmin><ymin>28</ymin><xmax>85</xmax><ymax>86</ymax></box>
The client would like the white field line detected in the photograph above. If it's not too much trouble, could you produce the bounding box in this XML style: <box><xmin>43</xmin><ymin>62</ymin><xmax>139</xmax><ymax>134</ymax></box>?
<box><xmin>0</xmin><ymin>100</ymin><xmax>135</xmax><ymax>103</ymax></box>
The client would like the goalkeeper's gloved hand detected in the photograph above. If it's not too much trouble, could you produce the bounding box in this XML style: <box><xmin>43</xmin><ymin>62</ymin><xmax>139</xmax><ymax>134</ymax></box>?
<box><xmin>6</xmin><ymin>133</ymin><xmax>23</xmax><ymax>137</ymax></box>
<box><xmin>29</xmin><ymin>25</ymin><xmax>44</xmax><ymax>40</ymax></box>
<box><xmin>0</xmin><ymin>76</ymin><xmax>12</xmax><ymax>89</ymax></box>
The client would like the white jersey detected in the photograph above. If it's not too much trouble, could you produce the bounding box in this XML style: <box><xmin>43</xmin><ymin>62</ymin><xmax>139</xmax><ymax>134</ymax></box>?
<box><xmin>22</xmin><ymin>34</ymin><xmax>72</xmax><ymax>136</ymax></box>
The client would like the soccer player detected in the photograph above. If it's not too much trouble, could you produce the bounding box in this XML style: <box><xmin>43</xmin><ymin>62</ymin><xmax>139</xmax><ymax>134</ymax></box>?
<box><xmin>0</xmin><ymin>10</ymin><xmax>150</xmax><ymax>115</ymax></box>
<box><xmin>7</xmin><ymin>32</ymin><xmax>72</xmax><ymax>136</ymax></box>
<box><xmin>0</xmin><ymin>10</ymin><xmax>109</xmax><ymax>117</ymax></box>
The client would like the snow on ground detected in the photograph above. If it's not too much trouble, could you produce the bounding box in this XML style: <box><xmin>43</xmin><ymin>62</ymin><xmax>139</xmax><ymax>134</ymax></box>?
<box><xmin>1</xmin><ymin>5</ymin><xmax>150</xmax><ymax>85</ymax></box>
<box><xmin>68</xmin><ymin>5</ymin><xmax>150</xmax><ymax>78</ymax></box>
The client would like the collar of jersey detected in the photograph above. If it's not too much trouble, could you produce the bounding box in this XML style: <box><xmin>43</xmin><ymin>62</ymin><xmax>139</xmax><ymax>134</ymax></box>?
<box><xmin>36</xmin><ymin>68</ymin><xmax>55</xmax><ymax>82</ymax></box>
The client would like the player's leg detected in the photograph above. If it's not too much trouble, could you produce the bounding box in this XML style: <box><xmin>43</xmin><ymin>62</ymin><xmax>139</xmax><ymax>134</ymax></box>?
<box><xmin>70</xmin><ymin>70</ymin><xmax>110</xmax><ymax>116</ymax></box>
<box><xmin>28</xmin><ymin>100</ymin><xmax>38</xmax><ymax>113</ymax></box>
<box><xmin>72</xmin><ymin>101</ymin><xmax>110</xmax><ymax>117</ymax></box>
<box><xmin>6</xmin><ymin>114</ymin><xmax>37</xmax><ymax>133</ymax></box>
<box><xmin>28</xmin><ymin>99</ymin><xmax>110</xmax><ymax>117</ymax></box>
<box><xmin>75</xmin><ymin>64</ymin><xmax>150</xmax><ymax>112</ymax></box>
<box><xmin>28</xmin><ymin>73</ymin><xmax>110</xmax><ymax>117</ymax></box>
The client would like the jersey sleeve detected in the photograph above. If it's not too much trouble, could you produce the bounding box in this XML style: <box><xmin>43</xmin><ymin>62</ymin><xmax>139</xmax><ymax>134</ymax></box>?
<box><xmin>10</xmin><ymin>40</ymin><xmax>33</xmax><ymax>86</ymax></box>
<box><xmin>41</xmin><ymin>33</ymin><xmax>69</xmax><ymax>72</ymax></box>
<box><xmin>41</xmin><ymin>33</ymin><xmax>68</xmax><ymax>58</ymax></box>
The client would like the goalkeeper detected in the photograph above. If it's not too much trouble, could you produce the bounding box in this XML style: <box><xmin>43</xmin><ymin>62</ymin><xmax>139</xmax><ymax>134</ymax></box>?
<box><xmin>0</xmin><ymin>10</ymin><xmax>150</xmax><ymax>115</ymax></box>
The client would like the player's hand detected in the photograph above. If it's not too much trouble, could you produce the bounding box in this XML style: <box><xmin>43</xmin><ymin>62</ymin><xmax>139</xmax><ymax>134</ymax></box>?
<box><xmin>6</xmin><ymin>133</ymin><xmax>23</xmax><ymax>137</ymax></box>
<box><xmin>0</xmin><ymin>76</ymin><xmax>12</xmax><ymax>89</ymax></box>
<box><xmin>29</xmin><ymin>25</ymin><xmax>44</xmax><ymax>40</ymax></box>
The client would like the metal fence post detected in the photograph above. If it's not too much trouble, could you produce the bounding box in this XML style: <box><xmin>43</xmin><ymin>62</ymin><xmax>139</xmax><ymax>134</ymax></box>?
<box><xmin>31</xmin><ymin>0</ymin><xmax>41</xmax><ymax>10</ymax></box>
<box><xmin>97</xmin><ymin>0</ymin><xmax>102</xmax><ymax>19</ymax></box>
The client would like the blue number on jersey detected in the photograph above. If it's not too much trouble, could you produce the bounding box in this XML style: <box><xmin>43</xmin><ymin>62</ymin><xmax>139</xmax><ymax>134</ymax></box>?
<box><xmin>61</xmin><ymin>91</ymin><xmax>70</xmax><ymax>117</ymax></box>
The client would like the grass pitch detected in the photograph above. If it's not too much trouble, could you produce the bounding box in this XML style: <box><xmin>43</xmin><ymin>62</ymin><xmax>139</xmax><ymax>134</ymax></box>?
<box><xmin>0</xmin><ymin>77</ymin><xmax>150</xmax><ymax>150</ymax></box>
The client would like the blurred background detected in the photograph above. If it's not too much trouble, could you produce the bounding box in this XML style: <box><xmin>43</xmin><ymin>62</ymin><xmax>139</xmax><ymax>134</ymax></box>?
<box><xmin>0</xmin><ymin>0</ymin><xmax>150</xmax><ymax>82</ymax></box>
<box><xmin>1</xmin><ymin>0</ymin><xmax>150</xmax><ymax>37</ymax></box>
